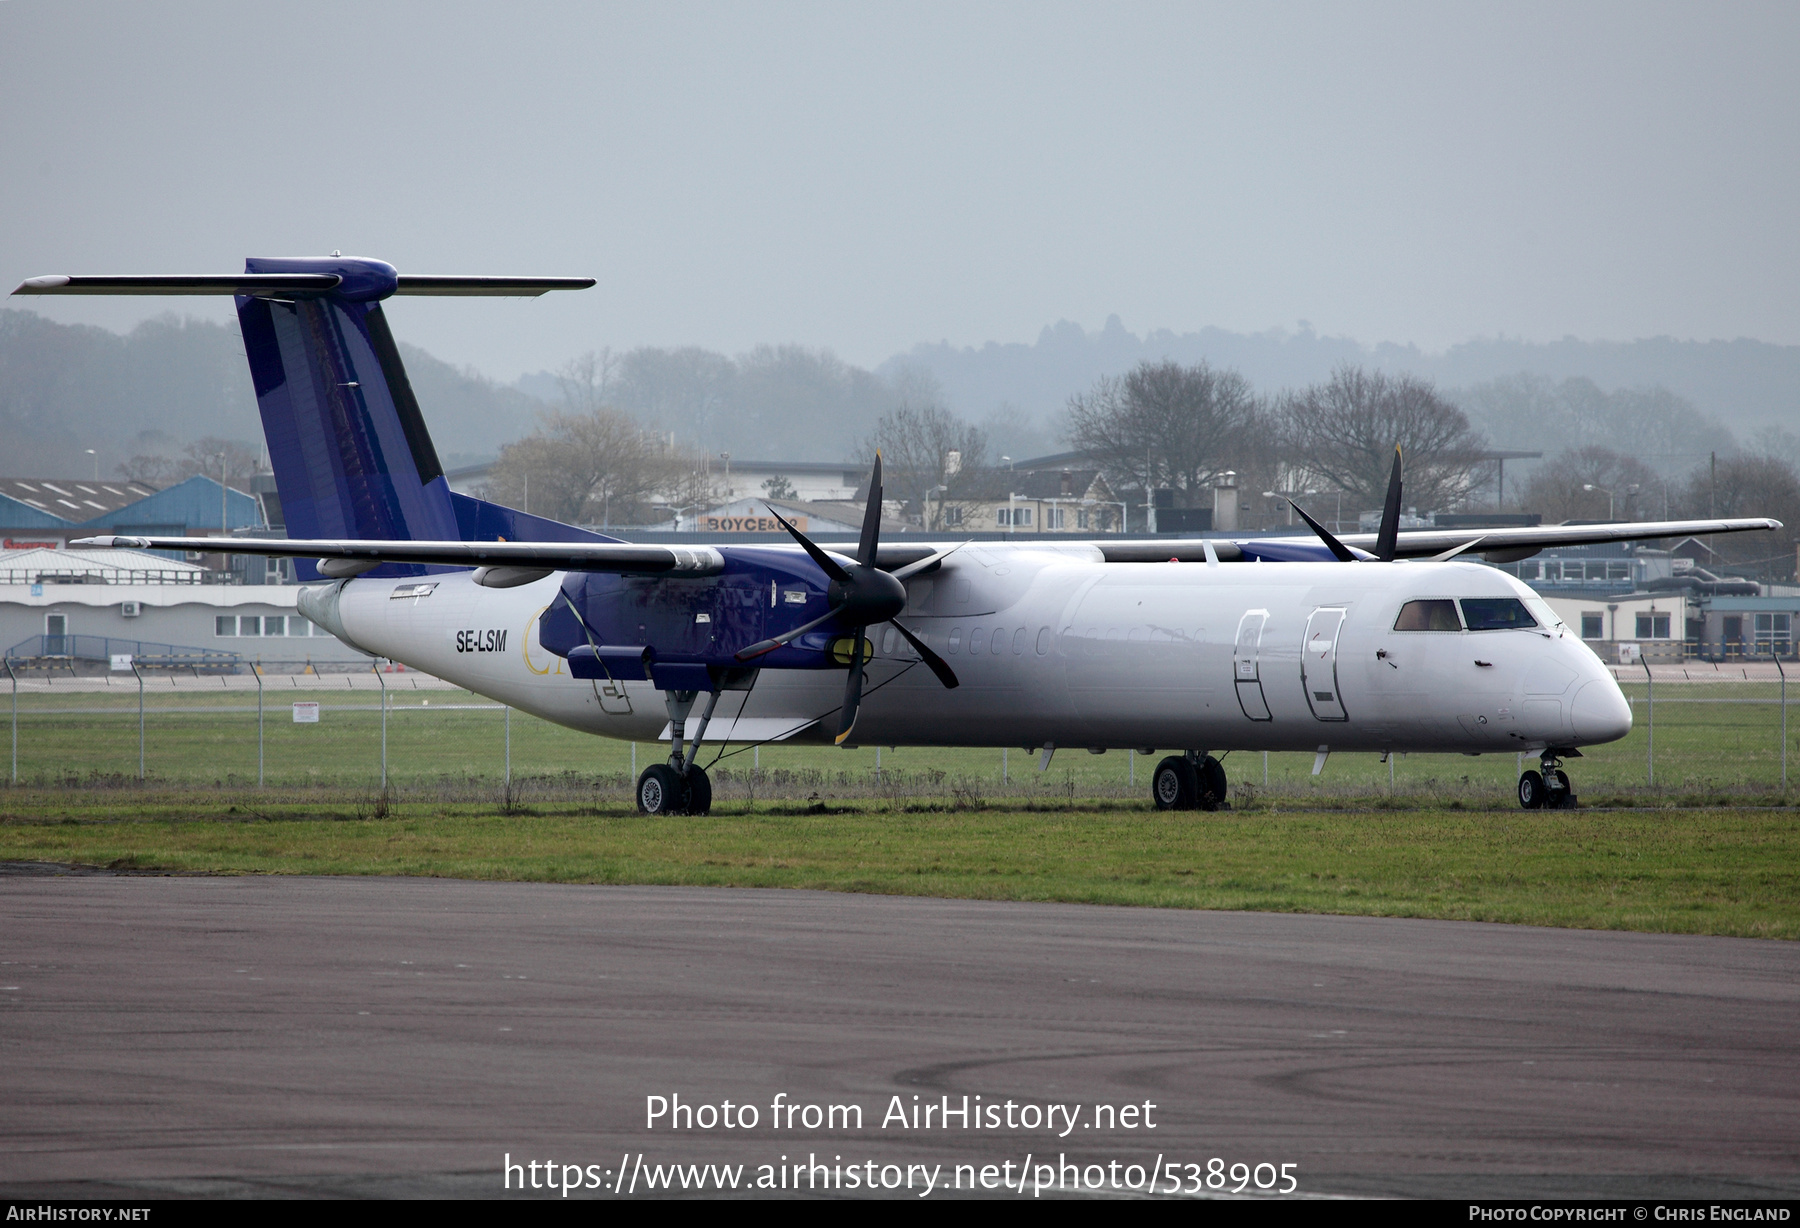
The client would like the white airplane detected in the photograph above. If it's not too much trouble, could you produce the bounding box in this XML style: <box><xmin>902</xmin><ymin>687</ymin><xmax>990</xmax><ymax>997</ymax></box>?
<box><xmin>23</xmin><ymin>258</ymin><xmax>1780</xmax><ymax>814</ymax></box>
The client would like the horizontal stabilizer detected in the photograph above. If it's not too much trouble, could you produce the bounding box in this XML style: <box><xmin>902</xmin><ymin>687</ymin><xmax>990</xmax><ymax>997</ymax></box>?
<box><xmin>394</xmin><ymin>275</ymin><xmax>596</xmax><ymax>296</ymax></box>
<box><xmin>13</xmin><ymin>273</ymin><xmax>341</xmax><ymax>296</ymax></box>
<box><xmin>14</xmin><ymin>272</ymin><xmax>594</xmax><ymax>299</ymax></box>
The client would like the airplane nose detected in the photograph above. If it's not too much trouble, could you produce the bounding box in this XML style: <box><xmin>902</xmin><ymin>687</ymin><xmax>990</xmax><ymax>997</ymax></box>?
<box><xmin>1570</xmin><ymin>678</ymin><xmax>1633</xmax><ymax>744</ymax></box>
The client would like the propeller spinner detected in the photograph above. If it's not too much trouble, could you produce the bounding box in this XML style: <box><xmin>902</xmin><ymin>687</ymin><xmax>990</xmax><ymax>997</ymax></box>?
<box><xmin>734</xmin><ymin>454</ymin><xmax>960</xmax><ymax>742</ymax></box>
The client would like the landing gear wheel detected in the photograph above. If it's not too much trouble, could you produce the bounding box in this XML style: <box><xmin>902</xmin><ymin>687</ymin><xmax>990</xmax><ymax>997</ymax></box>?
<box><xmin>637</xmin><ymin>764</ymin><xmax>687</xmax><ymax>815</ymax></box>
<box><xmin>1152</xmin><ymin>756</ymin><xmax>1198</xmax><ymax>810</ymax></box>
<box><xmin>1196</xmin><ymin>755</ymin><xmax>1228</xmax><ymax>812</ymax></box>
<box><xmin>684</xmin><ymin>764</ymin><xmax>713</xmax><ymax>815</ymax></box>
<box><xmin>1518</xmin><ymin>770</ymin><xmax>1546</xmax><ymax>810</ymax></box>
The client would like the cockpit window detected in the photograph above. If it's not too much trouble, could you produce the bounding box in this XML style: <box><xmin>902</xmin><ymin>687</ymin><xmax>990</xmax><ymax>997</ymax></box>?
<box><xmin>1460</xmin><ymin>598</ymin><xmax>1538</xmax><ymax>631</ymax></box>
<box><xmin>1394</xmin><ymin>599</ymin><xmax>1462</xmax><ymax>631</ymax></box>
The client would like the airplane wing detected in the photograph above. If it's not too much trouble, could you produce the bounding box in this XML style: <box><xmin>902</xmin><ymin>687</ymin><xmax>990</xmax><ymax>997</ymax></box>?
<box><xmin>72</xmin><ymin>535</ymin><xmax>729</xmax><ymax>575</ymax></box>
<box><xmin>75</xmin><ymin>514</ymin><xmax>1780</xmax><ymax>576</ymax></box>
<box><xmin>1095</xmin><ymin>516</ymin><xmax>1783</xmax><ymax>564</ymax></box>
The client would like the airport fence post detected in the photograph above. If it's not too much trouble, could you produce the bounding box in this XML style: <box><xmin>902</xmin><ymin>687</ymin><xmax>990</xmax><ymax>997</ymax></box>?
<box><xmin>5</xmin><ymin>657</ymin><xmax>16</xmax><ymax>784</ymax></box>
<box><xmin>1641</xmin><ymin>656</ymin><xmax>1654</xmax><ymax>788</ymax></box>
<box><xmin>504</xmin><ymin>705</ymin><xmax>511</xmax><ymax>800</ymax></box>
<box><xmin>373</xmin><ymin>662</ymin><xmax>388</xmax><ymax>790</ymax></box>
<box><xmin>1129</xmin><ymin>748</ymin><xmax>1134</xmax><ymax>786</ymax></box>
<box><xmin>1002</xmin><ymin>747</ymin><xmax>1008</xmax><ymax>785</ymax></box>
<box><xmin>1263</xmin><ymin>750</ymin><xmax>1268</xmax><ymax>787</ymax></box>
<box><xmin>254</xmin><ymin>663</ymin><xmax>264</xmax><ymax>787</ymax></box>
<box><xmin>131</xmin><ymin>660</ymin><xmax>144</xmax><ymax>781</ymax></box>
<box><xmin>631</xmin><ymin>741</ymin><xmax>637</xmax><ymax>778</ymax></box>
<box><xmin>1777</xmin><ymin>656</ymin><xmax>1788</xmax><ymax>790</ymax></box>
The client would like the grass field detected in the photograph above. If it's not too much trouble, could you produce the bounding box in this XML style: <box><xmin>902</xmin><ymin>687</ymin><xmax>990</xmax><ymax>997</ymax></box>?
<box><xmin>1</xmin><ymin>679</ymin><xmax>1794</xmax><ymax>803</ymax></box>
<box><xmin>3</xmin><ymin>681</ymin><xmax>1794</xmax><ymax>940</ymax></box>
<box><xmin>1</xmin><ymin>790</ymin><xmax>1795</xmax><ymax>939</ymax></box>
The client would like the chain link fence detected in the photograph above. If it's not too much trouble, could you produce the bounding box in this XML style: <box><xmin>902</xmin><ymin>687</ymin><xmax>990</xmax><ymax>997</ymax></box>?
<box><xmin>2</xmin><ymin>659</ymin><xmax>1794</xmax><ymax>806</ymax></box>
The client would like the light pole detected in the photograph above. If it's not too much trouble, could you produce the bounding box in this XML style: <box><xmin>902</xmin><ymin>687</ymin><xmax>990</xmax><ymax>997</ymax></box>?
<box><xmin>1583</xmin><ymin>483</ymin><xmax>1618</xmax><ymax>520</ymax></box>
<box><xmin>85</xmin><ymin>449</ymin><xmax>98</xmax><ymax>480</ymax></box>
<box><xmin>1263</xmin><ymin>488</ymin><xmax>1318</xmax><ymax>527</ymax></box>
<box><xmin>720</xmin><ymin>452</ymin><xmax>731</xmax><ymax>500</ymax></box>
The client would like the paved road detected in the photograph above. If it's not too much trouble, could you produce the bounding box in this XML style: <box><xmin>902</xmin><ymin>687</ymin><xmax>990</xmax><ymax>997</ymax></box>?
<box><xmin>1</xmin><ymin>869</ymin><xmax>1796</xmax><ymax>1199</ymax></box>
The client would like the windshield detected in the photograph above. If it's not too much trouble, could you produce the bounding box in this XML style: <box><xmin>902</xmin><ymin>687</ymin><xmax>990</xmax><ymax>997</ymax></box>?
<box><xmin>1460</xmin><ymin>597</ymin><xmax>1539</xmax><ymax>631</ymax></box>
<box><xmin>1521</xmin><ymin>595</ymin><xmax>1563</xmax><ymax>631</ymax></box>
<box><xmin>1394</xmin><ymin>599</ymin><xmax>1461</xmax><ymax>631</ymax></box>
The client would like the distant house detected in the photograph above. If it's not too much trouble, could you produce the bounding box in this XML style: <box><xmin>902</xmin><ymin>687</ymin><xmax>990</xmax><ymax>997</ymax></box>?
<box><xmin>677</xmin><ymin>496</ymin><xmax>910</xmax><ymax>536</ymax></box>
<box><xmin>934</xmin><ymin>468</ymin><xmax>1120</xmax><ymax>534</ymax></box>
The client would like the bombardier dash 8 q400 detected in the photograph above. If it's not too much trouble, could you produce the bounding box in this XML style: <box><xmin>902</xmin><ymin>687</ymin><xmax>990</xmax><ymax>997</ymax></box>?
<box><xmin>22</xmin><ymin>256</ymin><xmax>1781</xmax><ymax>814</ymax></box>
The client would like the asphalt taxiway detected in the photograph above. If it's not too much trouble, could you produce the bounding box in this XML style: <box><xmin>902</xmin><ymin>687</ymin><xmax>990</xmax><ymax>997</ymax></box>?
<box><xmin>1</xmin><ymin>868</ymin><xmax>1796</xmax><ymax>1199</ymax></box>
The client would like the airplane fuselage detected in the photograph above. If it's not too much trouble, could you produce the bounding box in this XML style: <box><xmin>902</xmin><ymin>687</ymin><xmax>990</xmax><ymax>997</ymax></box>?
<box><xmin>301</xmin><ymin>543</ymin><xmax>1633</xmax><ymax>758</ymax></box>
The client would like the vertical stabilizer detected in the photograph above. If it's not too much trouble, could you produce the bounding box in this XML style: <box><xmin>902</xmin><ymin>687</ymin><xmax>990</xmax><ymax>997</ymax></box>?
<box><xmin>236</xmin><ymin>256</ymin><xmax>459</xmax><ymax>578</ymax></box>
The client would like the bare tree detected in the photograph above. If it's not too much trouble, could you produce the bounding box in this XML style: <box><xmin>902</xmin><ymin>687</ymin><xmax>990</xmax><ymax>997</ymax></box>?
<box><xmin>855</xmin><ymin>381</ymin><xmax>989</xmax><ymax>529</ymax></box>
<box><xmin>1066</xmin><ymin>360</ymin><xmax>1260</xmax><ymax>509</ymax></box>
<box><xmin>1277</xmin><ymin>366</ymin><xmax>1487</xmax><ymax>513</ymax></box>
<box><xmin>1680</xmin><ymin>453</ymin><xmax>1799</xmax><ymax>579</ymax></box>
<box><xmin>118</xmin><ymin>436</ymin><xmax>261</xmax><ymax>488</ymax></box>
<box><xmin>1519</xmin><ymin>446</ymin><xmax>1661</xmax><ymax>523</ymax></box>
<box><xmin>556</xmin><ymin>348</ymin><xmax>621</xmax><ymax>415</ymax></box>
<box><xmin>483</xmin><ymin>406</ymin><xmax>675</xmax><ymax>526</ymax></box>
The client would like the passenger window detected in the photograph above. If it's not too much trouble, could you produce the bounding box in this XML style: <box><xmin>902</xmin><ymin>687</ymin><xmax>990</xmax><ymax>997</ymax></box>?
<box><xmin>1460</xmin><ymin>598</ymin><xmax>1538</xmax><ymax>631</ymax></box>
<box><xmin>1394</xmin><ymin>599</ymin><xmax>1461</xmax><ymax>632</ymax></box>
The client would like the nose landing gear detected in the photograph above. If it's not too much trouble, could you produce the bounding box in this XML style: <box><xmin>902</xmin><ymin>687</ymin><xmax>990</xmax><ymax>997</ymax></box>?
<box><xmin>1518</xmin><ymin>750</ymin><xmax>1578</xmax><ymax>810</ymax></box>
<box><xmin>1151</xmin><ymin>751</ymin><xmax>1229</xmax><ymax>811</ymax></box>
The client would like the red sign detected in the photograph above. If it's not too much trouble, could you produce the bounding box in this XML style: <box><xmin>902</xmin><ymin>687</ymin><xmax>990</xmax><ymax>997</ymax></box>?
<box><xmin>4</xmin><ymin>539</ymin><xmax>58</xmax><ymax>551</ymax></box>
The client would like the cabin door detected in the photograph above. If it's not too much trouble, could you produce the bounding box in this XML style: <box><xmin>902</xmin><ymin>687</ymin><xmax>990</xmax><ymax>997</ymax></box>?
<box><xmin>1302</xmin><ymin>607</ymin><xmax>1349</xmax><ymax>721</ymax></box>
<box><xmin>1233</xmin><ymin>609</ymin><xmax>1272</xmax><ymax>721</ymax></box>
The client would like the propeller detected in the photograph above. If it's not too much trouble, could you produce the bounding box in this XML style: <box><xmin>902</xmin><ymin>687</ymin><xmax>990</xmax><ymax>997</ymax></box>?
<box><xmin>733</xmin><ymin>453</ymin><xmax>960</xmax><ymax>742</ymax></box>
<box><xmin>1284</xmin><ymin>445</ymin><xmax>1405</xmax><ymax>563</ymax></box>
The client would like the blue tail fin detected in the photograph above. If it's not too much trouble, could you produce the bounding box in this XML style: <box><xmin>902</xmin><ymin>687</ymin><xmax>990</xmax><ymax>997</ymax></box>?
<box><xmin>235</xmin><ymin>256</ymin><xmax>613</xmax><ymax>577</ymax></box>
<box><xmin>237</xmin><ymin>257</ymin><xmax>457</xmax><ymax>577</ymax></box>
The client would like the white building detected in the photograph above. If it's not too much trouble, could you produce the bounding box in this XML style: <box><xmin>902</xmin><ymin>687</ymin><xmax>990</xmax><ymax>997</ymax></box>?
<box><xmin>1</xmin><ymin>547</ymin><xmax>371</xmax><ymax>672</ymax></box>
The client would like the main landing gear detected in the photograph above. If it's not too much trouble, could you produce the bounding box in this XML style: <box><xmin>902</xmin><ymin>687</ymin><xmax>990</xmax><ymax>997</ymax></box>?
<box><xmin>636</xmin><ymin>687</ymin><xmax>717</xmax><ymax>815</ymax></box>
<box><xmin>1151</xmin><ymin>751</ymin><xmax>1228</xmax><ymax>812</ymax></box>
<box><xmin>1518</xmin><ymin>749</ymin><xmax>1579</xmax><ymax>810</ymax></box>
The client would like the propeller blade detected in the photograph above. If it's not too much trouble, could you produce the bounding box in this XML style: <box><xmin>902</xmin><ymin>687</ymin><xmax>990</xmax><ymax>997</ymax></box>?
<box><xmin>734</xmin><ymin>604</ymin><xmax>847</xmax><ymax>661</ymax></box>
<box><xmin>889</xmin><ymin>619</ymin><xmax>959</xmax><ymax>689</ymax></box>
<box><xmin>889</xmin><ymin>540</ymin><xmax>966</xmax><ymax>583</ymax></box>
<box><xmin>835</xmin><ymin>649</ymin><xmax>866</xmax><ymax>744</ymax></box>
<box><xmin>766</xmin><ymin>504</ymin><xmax>851</xmax><ymax>583</ymax></box>
<box><xmin>1284</xmin><ymin>499</ymin><xmax>1358</xmax><ymax>562</ymax></box>
<box><xmin>857</xmin><ymin>453</ymin><xmax>883</xmax><ymax>567</ymax></box>
<box><xmin>1375</xmin><ymin>445</ymin><xmax>1403</xmax><ymax>562</ymax></box>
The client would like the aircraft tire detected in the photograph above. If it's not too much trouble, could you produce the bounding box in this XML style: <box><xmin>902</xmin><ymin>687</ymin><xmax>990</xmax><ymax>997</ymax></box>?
<box><xmin>685</xmin><ymin>765</ymin><xmax>713</xmax><ymax>815</ymax></box>
<box><xmin>1517</xmin><ymin>770</ymin><xmax>1546</xmax><ymax>810</ymax></box>
<box><xmin>1152</xmin><ymin>756</ymin><xmax>1198</xmax><ymax>810</ymax></box>
<box><xmin>1196</xmin><ymin>756</ymin><xmax>1228</xmax><ymax>811</ymax></box>
<box><xmin>637</xmin><ymin>764</ymin><xmax>688</xmax><ymax>815</ymax></box>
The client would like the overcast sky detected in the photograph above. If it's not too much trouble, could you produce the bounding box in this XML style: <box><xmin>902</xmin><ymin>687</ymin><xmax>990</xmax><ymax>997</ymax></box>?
<box><xmin>4</xmin><ymin>1</ymin><xmax>1796</xmax><ymax>380</ymax></box>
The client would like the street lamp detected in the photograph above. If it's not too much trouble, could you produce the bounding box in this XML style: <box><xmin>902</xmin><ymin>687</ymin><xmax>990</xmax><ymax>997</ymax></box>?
<box><xmin>1582</xmin><ymin>483</ymin><xmax>1626</xmax><ymax>520</ymax></box>
<box><xmin>84</xmin><ymin>449</ymin><xmax>98</xmax><ymax>480</ymax></box>
<box><xmin>1262</xmin><ymin>488</ymin><xmax>1317</xmax><ymax>527</ymax></box>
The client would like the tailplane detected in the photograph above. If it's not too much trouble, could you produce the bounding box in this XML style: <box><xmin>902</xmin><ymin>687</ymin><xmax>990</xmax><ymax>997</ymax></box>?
<box><xmin>16</xmin><ymin>256</ymin><xmax>600</xmax><ymax>579</ymax></box>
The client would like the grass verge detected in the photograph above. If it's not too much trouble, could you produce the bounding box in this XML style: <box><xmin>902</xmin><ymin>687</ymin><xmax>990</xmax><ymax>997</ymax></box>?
<box><xmin>2</xmin><ymin>789</ymin><xmax>1795</xmax><ymax>939</ymax></box>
